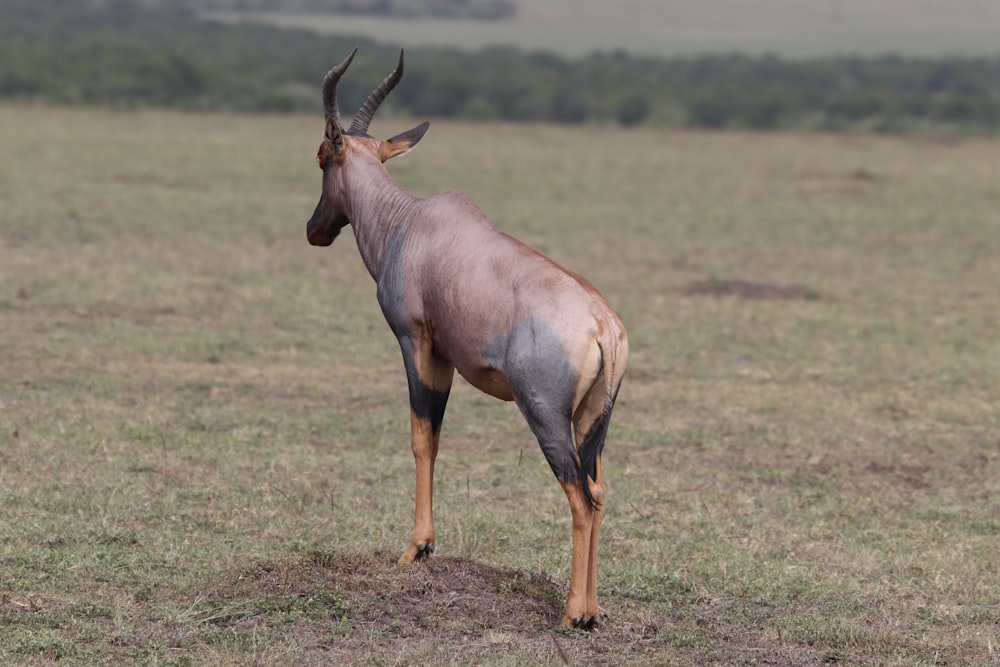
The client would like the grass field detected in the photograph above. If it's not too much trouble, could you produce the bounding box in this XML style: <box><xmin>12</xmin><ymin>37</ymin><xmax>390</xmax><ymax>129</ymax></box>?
<box><xmin>203</xmin><ymin>0</ymin><xmax>1000</xmax><ymax>57</ymax></box>
<box><xmin>1</xmin><ymin>103</ymin><xmax>999</xmax><ymax>665</ymax></box>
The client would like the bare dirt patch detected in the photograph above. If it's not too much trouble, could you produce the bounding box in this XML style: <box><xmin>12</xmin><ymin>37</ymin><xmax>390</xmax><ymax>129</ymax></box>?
<box><xmin>682</xmin><ymin>278</ymin><xmax>821</xmax><ymax>301</ymax></box>
<box><xmin>216</xmin><ymin>550</ymin><xmax>564</xmax><ymax>631</ymax></box>
<box><xmin>192</xmin><ymin>550</ymin><xmax>696</xmax><ymax>663</ymax></box>
<box><xmin>189</xmin><ymin>550</ymin><xmax>847</xmax><ymax>665</ymax></box>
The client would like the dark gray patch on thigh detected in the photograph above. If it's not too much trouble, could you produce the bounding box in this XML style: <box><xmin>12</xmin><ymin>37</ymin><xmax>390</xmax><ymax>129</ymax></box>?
<box><xmin>488</xmin><ymin>317</ymin><xmax>581</xmax><ymax>482</ymax></box>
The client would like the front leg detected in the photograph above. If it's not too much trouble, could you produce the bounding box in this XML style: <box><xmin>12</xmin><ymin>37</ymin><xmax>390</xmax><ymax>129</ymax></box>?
<box><xmin>400</xmin><ymin>404</ymin><xmax>444</xmax><ymax>562</ymax></box>
<box><xmin>397</xmin><ymin>335</ymin><xmax>454</xmax><ymax>563</ymax></box>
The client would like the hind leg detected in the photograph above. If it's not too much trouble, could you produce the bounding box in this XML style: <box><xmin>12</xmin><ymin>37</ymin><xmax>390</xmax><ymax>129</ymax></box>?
<box><xmin>502</xmin><ymin>319</ymin><xmax>604</xmax><ymax>627</ymax></box>
<box><xmin>571</xmin><ymin>386</ymin><xmax>612</xmax><ymax>628</ymax></box>
<box><xmin>520</xmin><ymin>408</ymin><xmax>594</xmax><ymax>628</ymax></box>
<box><xmin>509</xmin><ymin>385</ymin><xmax>594</xmax><ymax>628</ymax></box>
<box><xmin>583</xmin><ymin>457</ymin><xmax>605</xmax><ymax>626</ymax></box>
<box><xmin>560</xmin><ymin>477</ymin><xmax>601</xmax><ymax>628</ymax></box>
<box><xmin>558</xmin><ymin>419</ymin><xmax>609</xmax><ymax>628</ymax></box>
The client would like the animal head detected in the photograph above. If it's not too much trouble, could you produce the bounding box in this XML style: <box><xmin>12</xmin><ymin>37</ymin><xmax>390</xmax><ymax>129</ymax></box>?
<box><xmin>306</xmin><ymin>48</ymin><xmax>430</xmax><ymax>246</ymax></box>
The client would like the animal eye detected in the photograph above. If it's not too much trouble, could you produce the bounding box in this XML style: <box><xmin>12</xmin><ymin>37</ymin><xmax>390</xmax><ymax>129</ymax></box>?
<box><xmin>317</xmin><ymin>143</ymin><xmax>331</xmax><ymax>169</ymax></box>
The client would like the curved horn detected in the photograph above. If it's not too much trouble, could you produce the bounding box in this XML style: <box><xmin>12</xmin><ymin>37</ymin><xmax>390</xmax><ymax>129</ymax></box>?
<box><xmin>322</xmin><ymin>47</ymin><xmax>358</xmax><ymax>128</ymax></box>
<box><xmin>349</xmin><ymin>49</ymin><xmax>404</xmax><ymax>135</ymax></box>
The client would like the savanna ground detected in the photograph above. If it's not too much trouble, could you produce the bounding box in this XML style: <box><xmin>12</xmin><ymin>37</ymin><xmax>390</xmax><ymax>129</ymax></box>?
<box><xmin>0</xmin><ymin>104</ymin><xmax>998</xmax><ymax>665</ymax></box>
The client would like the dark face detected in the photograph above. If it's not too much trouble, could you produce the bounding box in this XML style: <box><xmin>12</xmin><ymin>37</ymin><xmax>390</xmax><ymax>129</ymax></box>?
<box><xmin>306</xmin><ymin>141</ymin><xmax>350</xmax><ymax>246</ymax></box>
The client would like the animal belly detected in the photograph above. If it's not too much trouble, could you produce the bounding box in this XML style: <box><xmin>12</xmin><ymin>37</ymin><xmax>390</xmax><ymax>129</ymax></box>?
<box><xmin>458</xmin><ymin>366</ymin><xmax>514</xmax><ymax>401</ymax></box>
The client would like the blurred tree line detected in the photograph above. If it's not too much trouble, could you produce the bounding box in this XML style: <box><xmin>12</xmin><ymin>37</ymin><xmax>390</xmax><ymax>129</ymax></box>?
<box><xmin>1</xmin><ymin>0</ymin><xmax>998</xmax><ymax>133</ymax></box>
<box><xmin>168</xmin><ymin>0</ymin><xmax>516</xmax><ymax>20</ymax></box>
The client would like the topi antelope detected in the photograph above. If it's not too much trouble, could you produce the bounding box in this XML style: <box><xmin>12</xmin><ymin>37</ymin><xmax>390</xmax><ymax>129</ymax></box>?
<box><xmin>305</xmin><ymin>48</ymin><xmax>628</xmax><ymax>629</ymax></box>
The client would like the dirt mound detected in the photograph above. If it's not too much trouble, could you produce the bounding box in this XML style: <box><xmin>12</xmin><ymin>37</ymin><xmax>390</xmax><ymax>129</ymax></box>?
<box><xmin>208</xmin><ymin>550</ymin><xmax>564</xmax><ymax>633</ymax></box>
<box><xmin>319</xmin><ymin>550</ymin><xmax>563</xmax><ymax>631</ymax></box>
<box><xmin>193</xmin><ymin>550</ymin><xmax>833</xmax><ymax>664</ymax></box>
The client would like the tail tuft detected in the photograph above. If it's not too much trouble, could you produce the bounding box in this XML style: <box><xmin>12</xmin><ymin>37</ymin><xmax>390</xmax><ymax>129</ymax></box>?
<box><xmin>577</xmin><ymin>395</ymin><xmax>616</xmax><ymax>512</ymax></box>
<box><xmin>578</xmin><ymin>320</ymin><xmax>626</xmax><ymax>513</ymax></box>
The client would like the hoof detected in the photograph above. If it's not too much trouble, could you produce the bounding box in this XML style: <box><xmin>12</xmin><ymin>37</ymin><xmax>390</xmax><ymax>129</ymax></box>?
<box><xmin>399</xmin><ymin>542</ymin><xmax>435</xmax><ymax>564</ymax></box>
<box><xmin>560</xmin><ymin>615</ymin><xmax>598</xmax><ymax>631</ymax></box>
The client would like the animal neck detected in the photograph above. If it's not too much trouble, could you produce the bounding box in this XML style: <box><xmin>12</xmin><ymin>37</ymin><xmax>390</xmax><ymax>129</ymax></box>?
<box><xmin>344</xmin><ymin>161</ymin><xmax>419</xmax><ymax>280</ymax></box>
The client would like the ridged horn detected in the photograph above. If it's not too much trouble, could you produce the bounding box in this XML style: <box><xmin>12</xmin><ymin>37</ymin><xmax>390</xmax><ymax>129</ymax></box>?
<box><xmin>322</xmin><ymin>48</ymin><xmax>358</xmax><ymax>128</ymax></box>
<box><xmin>348</xmin><ymin>49</ymin><xmax>404</xmax><ymax>135</ymax></box>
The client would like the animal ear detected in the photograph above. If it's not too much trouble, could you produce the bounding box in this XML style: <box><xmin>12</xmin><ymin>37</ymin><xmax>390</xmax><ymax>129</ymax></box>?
<box><xmin>325</xmin><ymin>116</ymin><xmax>346</xmax><ymax>158</ymax></box>
<box><xmin>379</xmin><ymin>121</ymin><xmax>430</xmax><ymax>162</ymax></box>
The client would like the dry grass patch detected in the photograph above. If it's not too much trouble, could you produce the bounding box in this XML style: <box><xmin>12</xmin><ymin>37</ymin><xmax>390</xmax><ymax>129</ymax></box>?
<box><xmin>1</xmin><ymin>105</ymin><xmax>998</xmax><ymax>665</ymax></box>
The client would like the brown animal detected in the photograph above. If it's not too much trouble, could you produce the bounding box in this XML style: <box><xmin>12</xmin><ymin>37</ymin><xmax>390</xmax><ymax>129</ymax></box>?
<box><xmin>305</xmin><ymin>49</ymin><xmax>628</xmax><ymax>629</ymax></box>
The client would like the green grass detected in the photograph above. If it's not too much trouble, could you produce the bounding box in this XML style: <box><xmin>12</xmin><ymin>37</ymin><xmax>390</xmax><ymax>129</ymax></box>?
<box><xmin>203</xmin><ymin>0</ymin><xmax>1000</xmax><ymax>57</ymax></box>
<box><xmin>1</xmin><ymin>104</ymin><xmax>999</xmax><ymax>665</ymax></box>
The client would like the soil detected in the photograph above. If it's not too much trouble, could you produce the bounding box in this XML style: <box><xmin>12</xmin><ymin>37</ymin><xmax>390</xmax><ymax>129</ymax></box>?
<box><xmin>682</xmin><ymin>278</ymin><xmax>821</xmax><ymax>301</ymax></box>
<box><xmin>197</xmin><ymin>549</ymin><xmax>832</xmax><ymax>665</ymax></box>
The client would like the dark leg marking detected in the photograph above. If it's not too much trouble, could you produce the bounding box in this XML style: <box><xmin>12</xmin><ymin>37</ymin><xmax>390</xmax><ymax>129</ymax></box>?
<box><xmin>491</xmin><ymin>317</ymin><xmax>580</xmax><ymax>484</ymax></box>
<box><xmin>405</xmin><ymin>359</ymin><xmax>450</xmax><ymax>436</ymax></box>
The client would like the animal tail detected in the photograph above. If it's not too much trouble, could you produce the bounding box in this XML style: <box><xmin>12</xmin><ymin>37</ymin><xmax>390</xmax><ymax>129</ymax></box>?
<box><xmin>578</xmin><ymin>322</ymin><xmax>628</xmax><ymax>512</ymax></box>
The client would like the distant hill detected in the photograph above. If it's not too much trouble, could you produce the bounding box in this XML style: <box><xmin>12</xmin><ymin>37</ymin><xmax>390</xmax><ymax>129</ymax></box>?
<box><xmin>203</xmin><ymin>0</ymin><xmax>1000</xmax><ymax>59</ymax></box>
<box><xmin>1</xmin><ymin>0</ymin><xmax>998</xmax><ymax>133</ymax></box>
<box><xmin>148</xmin><ymin>0</ymin><xmax>516</xmax><ymax>21</ymax></box>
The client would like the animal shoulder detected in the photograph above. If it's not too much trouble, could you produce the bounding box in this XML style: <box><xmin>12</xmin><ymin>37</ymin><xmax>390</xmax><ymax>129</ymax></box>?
<box><xmin>419</xmin><ymin>191</ymin><xmax>489</xmax><ymax>221</ymax></box>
